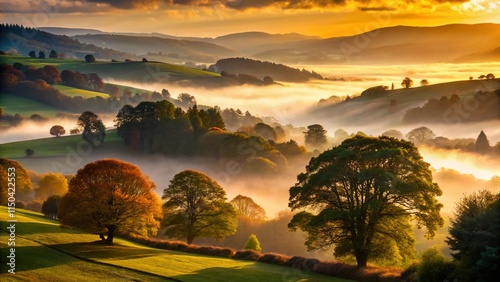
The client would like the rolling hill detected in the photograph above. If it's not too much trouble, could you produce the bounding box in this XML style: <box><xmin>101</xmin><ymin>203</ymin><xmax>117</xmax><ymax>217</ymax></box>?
<box><xmin>0</xmin><ymin>24</ymin><xmax>133</xmax><ymax>60</ymax></box>
<box><xmin>311</xmin><ymin>78</ymin><xmax>500</xmax><ymax>127</ymax></box>
<box><xmin>73</xmin><ymin>34</ymin><xmax>242</xmax><ymax>63</ymax></box>
<box><xmin>0</xmin><ymin>206</ymin><xmax>347</xmax><ymax>282</ymax></box>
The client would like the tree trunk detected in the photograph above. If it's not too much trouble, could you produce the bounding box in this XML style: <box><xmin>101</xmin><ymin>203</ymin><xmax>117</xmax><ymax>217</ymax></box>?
<box><xmin>187</xmin><ymin>236</ymin><xmax>194</xmax><ymax>245</ymax></box>
<box><xmin>99</xmin><ymin>232</ymin><xmax>105</xmax><ymax>241</ymax></box>
<box><xmin>105</xmin><ymin>225</ymin><xmax>116</xmax><ymax>245</ymax></box>
<box><xmin>355</xmin><ymin>249</ymin><xmax>369</xmax><ymax>268</ymax></box>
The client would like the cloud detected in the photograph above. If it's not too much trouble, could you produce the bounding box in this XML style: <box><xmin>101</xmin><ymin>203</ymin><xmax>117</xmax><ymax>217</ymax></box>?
<box><xmin>358</xmin><ymin>6</ymin><xmax>397</xmax><ymax>11</ymax></box>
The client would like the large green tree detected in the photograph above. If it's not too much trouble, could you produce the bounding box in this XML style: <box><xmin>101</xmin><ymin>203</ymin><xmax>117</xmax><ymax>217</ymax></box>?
<box><xmin>77</xmin><ymin>111</ymin><xmax>106</xmax><ymax>145</ymax></box>
<box><xmin>162</xmin><ymin>170</ymin><xmax>237</xmax><ymax>244</ymax></box>
<box><xmin>288</xmin><ymin>136</ymin><xmax>443</xmax><ymax>268</ymax></box>
<box><xmin>58</xmin><ymin>159</ymin><xmax>163</xmax><ymax>245</ymax></box>
<box><xmin>446</xmin><ymin>190</ymin><xmax>500</xmax><ymax>281</ymax></box>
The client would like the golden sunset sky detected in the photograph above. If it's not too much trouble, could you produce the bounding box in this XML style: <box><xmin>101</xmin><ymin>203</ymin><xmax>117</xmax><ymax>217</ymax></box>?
<box><xmin>1</xmin><ymin>0</ymin><xmax>499</xmax><ymax>37</ymax></box>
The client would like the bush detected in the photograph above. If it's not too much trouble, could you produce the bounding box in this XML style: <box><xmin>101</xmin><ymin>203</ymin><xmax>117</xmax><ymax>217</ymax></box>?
<box><xmin>417</xmin><ymin>247</ymin><xmax>456</xmax><ymax>282</ymax></box>
<box><xmin>244</xmin><ymin>234</ymin><xmax>262</xmax><ymax>252</ymax></box>
<box><xmin>257</xmin><ymin>253</ymin><xmax>290</xmax><ymax>266</ymax></box>
<box><xmin>233</xmin><ymin>250</ymin><xmax>262</xmax><ymax>261</ymax></box>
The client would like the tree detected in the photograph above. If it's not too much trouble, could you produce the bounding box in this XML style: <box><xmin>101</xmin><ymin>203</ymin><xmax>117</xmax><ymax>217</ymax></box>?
<box><xmin>162</xmin><ymin>170</ymin><xmax>237</xmax><ymax>244</ymax></box>
<box><xmin>50</xmin><ymin>125</ymin><xmax>66</xmax><ymax>137</ymax></box>
<box><xmin>42</xmin><ymin>195</ymin><xmax>61</xmax><ymax>219</ymax></box>
<box><xmin>84</xmin><ymin>54</ymin><xmax>96</xmax><ymax>63</ymax></box>
<box><xmin>35</xmin><ymin>172</ymin><xmax>68</xmax><ymax>200</ymax></box>
<box><xmin>49</xmin><ymin>50</ymin><xmax>57</xmax><ymax>58</ymax></box>
<box><xmin>70</xmin><ymin>128</ymin><xmax>80</xmax><ymax>135</ymax></box>
<box><xmin>0</xmin><ymin>158</ymin><xmax>32</xmax><ymax>204</ymax></box>
<box><xmin>406</xmin><ymin>126</ymin><xmax>435</xmax><ymax>145</ymax></box>
<box><xmin>401</xmin><ymin>77</ymin><xmax>413</xmax><ymax>89</ymax></box>
<box><xmin>230</xmin><ymin>195</ymin><xmax>266</xmax><ymax>221</ymax></box>
<box><xmin>178</xmin><ymin>93</ymin><xmax>196</xmax><ymax>107</ymax></box>
<box><xmin>77</xmin><ymin>111</ymin><xmax>106</xmax><ymax>145</ymax></box>
<box><xmin>288</xmin><ymin>136</ymin><xmax>444</xmax><ymax>268</ymax></box>
<box><xmin>486</xmin><ymin>73</ymin><xmax>495</xmax><ymax>80</ymax></box>
<box><xmin>25</xmin><ymin>148</ymin><xmax>34</xmax><ymax>157</ymax></box>
<box><xmin>475</xmin><ymin>130</ymin><xmax>491</xmax><ymax>154</ymax></box>
<box><xmin>38</xmin><ymin>51</ymin><xmax>46</xmax><ymax>59</ymax></box>
<box><xmin>304</xmin><ymin>124</ymin><xmax>327</xmax><ymax>150</ymax></box>
<box><xmin>245</xmin><ymin>234</ymin><xmax>262</xmax><ymax>252</ymax></box>
<box><xmin>446</xmin><ymin>190</ymin><xmax>499</xmax><ymax>281</ymax></box>
<box><xmin>254</xmin><ymin>123</ymin><xmax>277</xmax><ymax>142</ymax></box>
<box><xmin>28</xmin><ymin>50</ymin><xmax>36</xmax><ymax>58</ymax></box>
<box><xmin>381</xmin><ymin>129</ymin><xmax>404</xmax><ymax>139</ymax></box>
<box><xmin>420</xmin><ymin>79</ymin><xmax>429</xmax><ymax>86</ymax></box>
<box><xmin>263</xmin><ymin>76</ymin><xmax>274</xmax><ymax>85</ymax></box>
<box><xmin>58</xmin><ymin>159</ymin><xmax>163</xmax><ymax>245</ymax></box>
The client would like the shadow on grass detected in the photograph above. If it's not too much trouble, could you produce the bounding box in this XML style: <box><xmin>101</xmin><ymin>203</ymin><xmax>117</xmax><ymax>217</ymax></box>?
<box><xmin>51</xmin><ymin>241</ymin><xmax>161</xmax><ymax>261</ymax></box>
<box><xmin>170</xmin><ymin>264</ymin><xmax>338</xmax><ymax>282</ymax></box>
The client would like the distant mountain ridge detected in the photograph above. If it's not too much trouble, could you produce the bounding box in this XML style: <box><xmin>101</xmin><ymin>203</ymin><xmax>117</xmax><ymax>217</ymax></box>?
<box><xmin>32</xmin><ymin>23</ymin><xmax>500</xmax><ymax>65</ymax></box>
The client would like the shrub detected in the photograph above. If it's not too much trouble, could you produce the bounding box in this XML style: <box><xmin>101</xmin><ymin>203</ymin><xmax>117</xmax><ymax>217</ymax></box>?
<box><xmin>244</xmin><ymin>234</ymin><xmax>262</xmax><ymax>252</ymax></box>
<box><xmin>233</xmin><ymin>250</ymin><xmax>262</xmax><ymax>261</ymax></box>
<box><xmin>417</xmin><ymin>247</ymin><xmax>456</xmax><ymax>282</ymax></box>
<box><xmin>257</xmin><ymin>253</ymin><xmax>290</xmax><ymax>266</ymax></box>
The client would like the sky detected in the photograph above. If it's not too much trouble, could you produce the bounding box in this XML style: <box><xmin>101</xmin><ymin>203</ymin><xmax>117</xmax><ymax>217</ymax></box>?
<box><xmin>1</xmin><ymin>0</ymin><xmax>499</xmax><ymax>37</ymax></box>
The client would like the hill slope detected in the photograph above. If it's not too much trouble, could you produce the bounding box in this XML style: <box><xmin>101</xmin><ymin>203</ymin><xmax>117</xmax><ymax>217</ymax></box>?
<box><xmin>0</xmin><ymin>24</ymin><xmax>133</xmax><ymax>60</ymax></box>
<box><xmin>0</xmin><ymin>207</ymin><xmax>347</xmax><ymax>281</ymax></box>
<box><xmin>73</xmin><ymin>34</ymin><xmax>241</xmax><ymax>63</ymax></box>
<box><xmin>253</xmin><ymin>24</ymin><xmax>500</xmax><ymax>64</ymax></box>
<box><xmin>311</xmin><ymin>78</ymin><xmax>500</xmax><ymax>127</ymax></box>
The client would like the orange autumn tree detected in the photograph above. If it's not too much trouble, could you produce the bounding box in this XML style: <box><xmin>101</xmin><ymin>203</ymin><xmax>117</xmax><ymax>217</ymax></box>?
<box><xmin>58</xmin><ymin>159</ymin><xmax>162</xmax><ymax>245</ymax></box>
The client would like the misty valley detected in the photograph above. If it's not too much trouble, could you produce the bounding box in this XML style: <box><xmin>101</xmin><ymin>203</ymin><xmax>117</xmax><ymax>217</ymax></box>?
<box><xmin>1</xmin><ymin>21</ymin><xmax>500</xmax><ymax>282</ymax></box>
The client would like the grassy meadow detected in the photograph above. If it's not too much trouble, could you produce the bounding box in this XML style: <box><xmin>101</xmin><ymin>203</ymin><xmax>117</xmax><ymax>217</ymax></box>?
<box><xmin>0</xmin><ymin>207</ymin><xmax>349</xmax><ymax>282</ymax></box>
<box><xmin>0</xmin><ymin>95</ymin><xmax>68</xmax><ymax>117</ymax></box>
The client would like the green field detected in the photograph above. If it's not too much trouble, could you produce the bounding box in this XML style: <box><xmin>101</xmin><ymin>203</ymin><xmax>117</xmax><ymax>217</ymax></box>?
<box><xmin>1</xmin><ymin>55</ymin><xmax>220</xmax><ymax>83</ymax></box>
<box><xmin>0</xmin><ymin>130</ymin><xmax>123</xmax><ymax>159</ymax></box>
<box><xmin>0</xmin><ymin>207</ymin><xmax>347</xmax><ymax>281</ymax></box>
<box><xmin>53</xmin><ymin>85</ymin><xmax>109</xmax><ymax>99</ymax></box>
<box><xmin>0</xmin><ymin>94</ymin><xmax>68</xmax><ymax>118</ymax></box>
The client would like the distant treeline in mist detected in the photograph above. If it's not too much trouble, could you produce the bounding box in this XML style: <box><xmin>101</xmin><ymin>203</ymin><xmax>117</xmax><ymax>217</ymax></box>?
<box><xmin>0</xmin><ymin>24</ymin><xmax>132</xmax><ymax>60</ymax></box>
<box><xmin>213</xmin><ymin>57</ymin><xmax>323</xmax><ymax>82</ymax></box>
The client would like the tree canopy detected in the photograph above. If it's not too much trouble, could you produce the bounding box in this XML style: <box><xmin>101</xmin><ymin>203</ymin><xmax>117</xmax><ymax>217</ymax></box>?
<box><xmin>162</xmin><ymin>170</ymin><xmax>237</xmax><ymax>244</ymax></box>
<box><xmin>77</xmin><ymin>111</ymin><xmax>106</xmax><ymax>145</ymax></box>
<box><xmin>35</xmin><ymin>172</ymin><xmax>68</xmax><ymax>200</ymax></box>
<box><xmin>406</xmin><ymin>126</ymin><xmax>435</xmax><ymax>145</ymax></box>
<box><xmin>446</xmin><ymin>190</ymin><xmax>499</xmax><ymax>281</ymax></box>
<box><xmin>288</xmin><ymin>136</ymin><xmax>443</xmax><ymax>267</ymax></box>
<box><xmin>50</xmin><ymin>125</ymin><xmax>66</xmax><ymax>137</ymax></box>
<box><xmin>401</xmin><ymin>77</ymin><xmax>413</xmax><ymax>89</ymax></box>
<box><xmin>58</xmin><ymin>159</ymin><xmax>163</xmax><ymax>245</ymax></box>
<box><xmin>304</xmin><ymin>124</ymin><xmax>327</xmax><ymax>150</ymax></box>
<box><xmin>0</xmin><ymin>158</ymin><xmax>32</xmax><ymax>204</ymax></box>
<box><xmin>230</xmin><ymin>195</ymin><xmax>266</xmax><ymax>221</ymax></box>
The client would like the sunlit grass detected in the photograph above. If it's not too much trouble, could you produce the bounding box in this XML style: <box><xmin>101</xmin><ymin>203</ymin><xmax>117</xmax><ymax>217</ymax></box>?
<box><xmin>53</xmin><ymin>85</ymin><xmax>109</xmax><ymax>99</ymax></box>
<box><xmin>0</xmin><ymin>207</ymin><xmax>347</xmax><ymax>281</ymax></box>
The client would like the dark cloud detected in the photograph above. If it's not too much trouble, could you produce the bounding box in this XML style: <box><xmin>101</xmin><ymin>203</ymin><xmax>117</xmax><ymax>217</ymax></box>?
<box><xmin>358</xmin><ymin>6</ymin><xmax>396</xmax><ymax>12</ymax></box>
<box><xmin>85</xmin><ymin>0</ymin><xmax>161</xmax><ymax>9</ymax></box>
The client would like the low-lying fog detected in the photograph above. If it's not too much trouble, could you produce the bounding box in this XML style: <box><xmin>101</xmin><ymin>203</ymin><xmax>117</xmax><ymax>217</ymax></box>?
<box><xmin>2</xmin><ymin>62</ymin><xmax>500</xmax><ymax>216</ymax></box>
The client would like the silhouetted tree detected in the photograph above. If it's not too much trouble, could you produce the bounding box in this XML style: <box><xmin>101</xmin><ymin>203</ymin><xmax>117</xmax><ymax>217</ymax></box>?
<box><xmin>42</xmin><ymin>195</ymin><xmax>61</xmax><ymax>219</ymax></box>
<box><xmin>420</xmin><ymin>79</ymin><xmax>429</xmax><ymax>86</ymax></box>
<box><xmin>486</xmin><ymin>73</ymin><xmax>495</xmax><ymax>80</ymax></box>
<box><xmin>304</xmin><ymin>124</ymin><xmax>327</xmax><ymax>150</ymax></box>
<box><xmin>446</xmin><ymin>190</ymin><xmax>500</xmax><ymax>281</ymax></box>
<box><xmin>25</xmin><ymin>148</ymin><xmax>34</xmax><ymax>157</ymax></box>
<box><xmin>38</xmin><ymin>51</ymin><xmax>46</xmax><ymax>59</ymax></box>
<box><xmin>28</xmin><ymin>51</ymin><xmax>36</xmax><ymax>58</ymax></box>
<box><xmin>50</xmin><ymin>125</ymin><xmax>66</xmax><ymax>137</ymax></box>
<box><xmin>178</xmin><ymin>93</ymin><xmax>196</xmax><ymax>107</ymax></box>
<box><xmin>77</xmin><ymin>111</ymin><xmax>106</xmax><ymax>145</ymax></box>
<box><xmin>475</xmin><ymin>130</ymin><xmax>491</xmax><ymax>154</ymax></box>
<box><xmin>401</xmin><ymin>77</ymin><xmax>413</xmax><ymax>89</ymax></box>
<box><xmin>49</xmin><ymin>50</ymin><xmax>57</xmax><ymax>58</ymax></box>
<box><xmin>230</xmin><ymin>195</ymin><xmax>266</xmax><ymax>221</ymax></box>
<box><xmin>382</xmin><ymin>129</ymin><xmax>404</xmax><ymax>139</ymax></box>
<box><xmin>289</xmin><ymin>136</ymin><xmax>443</xmax><ymax>267</ymax></box>
<box><xmin>406</xmin><ymin>126</ymin><xmax>435</xmax><ymax>145</ymax></box>
<box><xmin>84</xmin><ymin>54</ymin><xmax>96</xmax><ymax>63</ymax></box>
